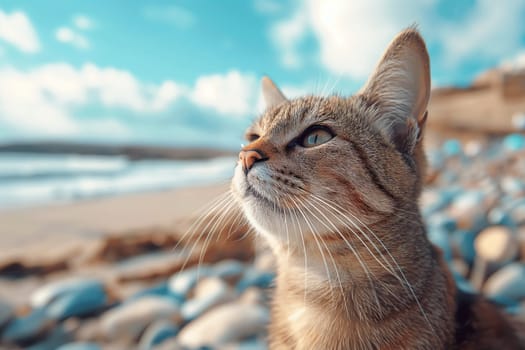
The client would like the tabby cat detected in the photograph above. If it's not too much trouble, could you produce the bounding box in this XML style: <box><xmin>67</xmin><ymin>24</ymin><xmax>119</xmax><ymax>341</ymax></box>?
<box><xmin>231</xmin><ymin>28</ymin><xmax>525</xmax><ymax>349</ymax></box>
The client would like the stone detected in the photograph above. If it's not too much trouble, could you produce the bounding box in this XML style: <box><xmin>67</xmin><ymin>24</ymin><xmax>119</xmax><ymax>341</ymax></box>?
<box><xmin>442</xmin><ymin>139</ymin><xmax>462</xmax><ymax>157</ymax></box>
<box><xmin>452</xmin><ymin>230</ymin><xmax>476</xmax><ymax>264</ymax></box>
<box><xmin>427</xmin><ymin>229</ymin><xmax>452</xmax><ymax>261</ymax></box>
<box><xmin>100</xmin><ymin>296</ymin><xmax>181</xmax><ymax>342</ymax></box>
<box><xmin>46</xmin><ymin>282</ymin><xmax>107</xmax><ymax>320</ymax></box>
<box><xmin>56</xmin><ymin>343</ymin><xmax>102</xmax><ymax>350</ymax></box>
<box><xmin>236</xmin><ymin>268</ymin><xmax>275</xmax><ymax>293</ymax></box>
<box><xmin>240</xmin><ymin>287</ymin><xmax>266</xmax><ymax>305</ymax></box>
<box><xmin>167</xmin><ymin>265</ymin><xmax>211</xmax><ymax>299</ymax></box>
<box><xmin>181</xmin><ymin>277</ymin><xmax>235</xmax><ymax>321</ymax></box>
<box><xmin>138</xmin><ymin>320</ymin><xmax>179</xmax><ymax>350</ymax></box>
<box><xmin>510</xmin><ymin>200</ymin><xmax>525</xmax><ymax>225</ymax></box>
<box><xmin>150</xmin><ymin>338</ymin><xmax>184</xmax><ymax>350</ymax></box>
<box><xmin>26</xmin><ymin>325</ymin><xmax>73</xmax><ymax>350</ymax></box>
<box><xmin>475</xmin><ymin>226</ymin><xmax>518</xmax><ymax>263</ymax></box>
<box><xmin>448</xmin><ymin>191</ymin><xmax>486</xmax><ymax>230</ymax></box>
<box><xmin>177</xmin><ymin>303</ymin><xmax>269</xmax><ymax>348</ymax></box>
<box><xmin>213</xmin><ymin>260</ymin><xmax>245</xmax><ymax>281</ymax></box>
<box><xmin>254</xmin><ymin>251</ymin><xmax>275</xmax><ymax>273</ymax></box>
<box><xmin>0</xmin><ymin>298</ymin><xmax>14</xmax><ymax>328</ymax></box>
<box><xmin>127</xmin><ymin>281</ymin><xmax>181</xmax><ymax>303</ymax></box>
<box><xmin>1</xmin><ymin>308</ymin><xmax>55</xmax><ymax>345</ymax></box>
<box><xmin>219</xmin><ymin>338</ymin><xmax>268</xmax><ymax>350</ymax></box>
<box><xmin>483</xmin><ymin>263</ymin><xmax>525</xmax><ymax>301</ymax></box>
<box><xmin>503</xmin><ymin>133</ymin><xmax>525</xmax><ymax>151</ymax></box>
<box><xmin>31</xmin><ymin>278</ymin><xmax>105</xmax><ymax>309</ymax></box>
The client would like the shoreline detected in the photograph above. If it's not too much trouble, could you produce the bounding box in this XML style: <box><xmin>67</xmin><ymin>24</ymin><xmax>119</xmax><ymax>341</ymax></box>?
<box><xmin>0</xmin><ymin>181</ymin><xmax>231</xmax><ymax>261</ymax></box>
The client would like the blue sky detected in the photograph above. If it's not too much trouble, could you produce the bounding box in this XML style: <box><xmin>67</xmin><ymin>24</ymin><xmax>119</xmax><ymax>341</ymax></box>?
<box><xmin>0</xmin><ymin>0</ymin><xmax>524</xmax><ymax>149</ymax></box>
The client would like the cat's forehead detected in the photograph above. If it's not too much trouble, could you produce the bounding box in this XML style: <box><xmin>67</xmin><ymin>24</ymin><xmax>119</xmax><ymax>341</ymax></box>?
<box><xmin>252</xmin><ymin>96</ymin><xmax>345</xmax><ymax>137</ymax></box>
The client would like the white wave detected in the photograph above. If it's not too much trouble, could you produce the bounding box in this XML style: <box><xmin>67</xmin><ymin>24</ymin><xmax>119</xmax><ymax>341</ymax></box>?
<box><xmin>0</xmin><ymin>155</ymin><xmax>236</xmax><ymax>208</ymax></box>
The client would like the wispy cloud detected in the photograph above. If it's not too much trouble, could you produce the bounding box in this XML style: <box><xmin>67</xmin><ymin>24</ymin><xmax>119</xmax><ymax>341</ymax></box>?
<box><xmin>143</xmin><ymin>5</ymin><xmax>196</xmax><ymax>29</ymax></box>
<box><xmin>0</xmin><ymin>10</ymin><xmax>40</xmax><ymax>53</ymax></box>
<box><xmin>73</xmin><ymin>14</ymin><xmax>94</xmax><ymax>30</ymax></box>
<box><xmin>55</xmin><ymin>27</ymin><xmax>89</xmax><ymax>49</ymax></box>
<box><xmin>0</xmin><ymin>62</ymin><xmax>257</xmax><ymax>145</ymax></box>
<box><xmin>55</xmin><ymin>14</ymin><xmax>94</xmax><ymax>50</ymax></box>
<box><xmin>269</xmin><ymin>0</ymin><xmax>525</xmax><ymax>81</ymax></box>
<box><xmin>191</xmin><ymin>71</ymin><xmax>258</xmax><ymax>117</ymax></box>
<box><xmin>270</xmin><ymin>10</ymin><xmax>308</xmax><ymax>68</ymax></box>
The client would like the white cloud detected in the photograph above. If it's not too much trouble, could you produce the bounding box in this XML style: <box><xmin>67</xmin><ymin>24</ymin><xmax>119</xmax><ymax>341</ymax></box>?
<box><xmin>0</xmin><ymin>10</ymin><xmax>40</xmax><ymax>53</ymax></box>
<box><xmin>144</xmin><ymin>5</ymin><xmax>196</xmax><ymax>28</ymax></box>
<box><xmin>73</xmin><ymin>14</ymin><xmax>93</xmax><ymax>30</ymax></box>
<box><xmin>56</xmin><ymin>26</ymin><xmax>90</xmax><ymax>49</ymax></box>
<box><xmin>0</xmin><ymin>63</ymin><xmax>258</xmax><ymax>139</ymax></box>
<box><xmin>501</xmin><ymin>51</ymin><xmax>525</xmax><ymax>72</ymax></box>
<box><xmin>438</xmin><ymin>0</ymin><xmax>525</xmax><ymax>66</ymax></box>
<box><xmin>0</xmin><ymin>63</ymin><xmax>188</xmax><ymax>136</ymax></box>
<box><xmin>271</xmin><ymin>11</ymin><xmax>308</xmax><ymax>68</ymax></box>
<box><xmin>254</xmin><ymin>0</ymin><xmax>284</xmax><ymax>14</ymax></box>
<box><xmin>191</xmin><ymin>70</ymin><xmax>258</xmax><ymax>116</ymax></box>
<box><xmin>270</xmin><ymin>0</ymin><xmax>525</xmax><ymax>80</ymax></box>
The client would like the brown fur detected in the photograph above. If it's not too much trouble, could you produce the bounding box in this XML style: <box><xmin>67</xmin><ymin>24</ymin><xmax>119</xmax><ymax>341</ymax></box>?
<box><xmin>231</xmin><ymin>28</ymin><xmax>524</xmax><ymax>349</ymax></box>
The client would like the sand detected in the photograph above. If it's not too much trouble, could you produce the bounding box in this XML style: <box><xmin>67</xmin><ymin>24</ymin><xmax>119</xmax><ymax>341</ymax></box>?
<box><xmin>0</xmin><ymin>182</ymin><xmax>231</xmax><ymax>261</ymax></box>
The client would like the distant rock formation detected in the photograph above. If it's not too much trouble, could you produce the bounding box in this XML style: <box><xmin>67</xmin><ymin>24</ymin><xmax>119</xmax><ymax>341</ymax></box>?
<box><xmin>428</xmin><ymin>66</ymin><xmax>525</xmax><ymax>135</ymax></box>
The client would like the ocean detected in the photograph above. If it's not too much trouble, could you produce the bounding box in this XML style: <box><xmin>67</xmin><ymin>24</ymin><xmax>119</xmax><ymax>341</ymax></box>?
<box><xmin>0</xmin><ymin>152</ymin><xmax>236</xmax><ymax>208</ymax></box>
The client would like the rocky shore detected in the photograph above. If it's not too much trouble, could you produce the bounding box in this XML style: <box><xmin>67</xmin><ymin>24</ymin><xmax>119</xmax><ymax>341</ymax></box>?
<box><xmin>0</xmin><ymin>134</ymin><xmax>524</xmax><ymax>349</ymax></box>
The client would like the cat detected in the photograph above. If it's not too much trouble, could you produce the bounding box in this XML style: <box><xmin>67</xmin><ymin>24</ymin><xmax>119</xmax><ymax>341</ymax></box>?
<box><xmin>230</xmin><ymin>28</ymin><xmax>525</xmax><ymax>349</ymax></box>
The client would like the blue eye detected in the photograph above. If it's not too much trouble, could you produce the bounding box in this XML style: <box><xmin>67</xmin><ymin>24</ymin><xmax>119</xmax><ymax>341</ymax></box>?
<box><xmin>300</xmin><ymin>127</ymin><xmax>334</xmax><ymax>148</ymax></box>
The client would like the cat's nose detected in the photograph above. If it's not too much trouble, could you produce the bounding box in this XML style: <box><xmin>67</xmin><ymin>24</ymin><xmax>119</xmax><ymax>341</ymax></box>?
<box><xmin>239</xmin><ymin>149</ymin><xmax>266</xmax><ymax>174</ymax></box>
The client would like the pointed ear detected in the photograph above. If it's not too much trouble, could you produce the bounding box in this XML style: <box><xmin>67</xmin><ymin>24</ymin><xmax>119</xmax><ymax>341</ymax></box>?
<box><xmin>261</xmin><ymin>76</ymin><xmax>287</xmax><ymax>109</ymax></box>
<box><xmin>360</xmin><ymin>28</ymin><xmax>430</xmax><ymax>154</ymax></box>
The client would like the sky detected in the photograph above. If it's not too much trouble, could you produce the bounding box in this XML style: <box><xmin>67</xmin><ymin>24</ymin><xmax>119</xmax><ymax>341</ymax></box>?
<box><xmin>0</xmin><ymin>0</ymin><xmax>524</xmax><ymax>149</ymax></box>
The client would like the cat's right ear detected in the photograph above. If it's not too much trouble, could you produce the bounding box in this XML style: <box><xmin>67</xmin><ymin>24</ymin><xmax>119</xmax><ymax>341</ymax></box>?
<box><xmin>360</xmin><ymin>28</ymin><xmax>430</xmax><ymax>154</ymax></box>
<box><xmin>262</xmin><ymin>76</ymin><xmax>287</xmax><ymax>109</ymax></box>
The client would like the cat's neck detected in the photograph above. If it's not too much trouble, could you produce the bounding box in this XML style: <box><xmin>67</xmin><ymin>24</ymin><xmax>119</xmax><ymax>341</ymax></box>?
<box><xmin>270</xmin><ymin>209</ymin><xmax>457</xmax><ymax>348</ymax></box>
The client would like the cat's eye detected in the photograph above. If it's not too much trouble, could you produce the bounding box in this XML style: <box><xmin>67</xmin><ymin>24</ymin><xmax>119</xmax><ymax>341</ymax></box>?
<box><xmin>300</xmin><ymin>127</ymin><xmax>334</xmax><ymax>148</ymax></box>
<box><xmin>246</xmin><ymin>133</ymin><xmax>260</xmax><ymax>142</ymax></box>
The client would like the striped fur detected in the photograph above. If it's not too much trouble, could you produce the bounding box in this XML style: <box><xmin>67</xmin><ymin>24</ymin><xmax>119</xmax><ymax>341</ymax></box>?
<box><xmin>231</xmin><ymin>28</ymin><xmax>524</xmax><ymax>349</ymax></box>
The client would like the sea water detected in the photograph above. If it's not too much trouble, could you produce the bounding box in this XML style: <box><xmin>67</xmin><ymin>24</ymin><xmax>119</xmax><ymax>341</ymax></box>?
<box><xmin>0</xmin><ymin>152</ymin><xmax>236</xmax><ymax>208</ymax></box>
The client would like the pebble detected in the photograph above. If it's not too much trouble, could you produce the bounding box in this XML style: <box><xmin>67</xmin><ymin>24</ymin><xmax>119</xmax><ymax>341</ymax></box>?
<box><xmin>427</xmin><ymin>229</ymin><xmax>452</xmax><ymax>261</ymax></box>
<box><xmin>46</xmin><ymin>282</ymin><xmax>107</xmax><ymax>320</ymax></box>
<box><xmin>138</xmin><ymin>320</ymin><xmax>179</xmax><ymax>350</ymax></box>
<box><xmin>475</xmin><ymin>226</ymin><xmax>518</xmax><ymax>263</ymax></box>
<box><xmin>150</xmin><ymin>338</ymin><xmax>183</xmax><ymax>350</ymax></box>
<box><xmin>0</xmin><ymin>299</ymin><xmax>14</xmax><ymax>328</ymax></box>
<box><xmin>483</xmin><ymin>263</ymin><xmax>525</xmax><ymax>301</ymax></box>
<box><xmin>31</xmin><ymin>278</ymin><xmax>105</xmax><ymax>309</ymax></box>
<box><xmin>168</xmin><ymin>265</ymin><xmax>211</xmax><ymax>299</ymax></box>
<box><xmin>236</xmin><ymin>268</ymin><xmax>275</xmax><ymax>293</ymax></box>
<box><xmin>182</xmin><ymin>277</ymin><xmax>235</xmax><ymax>321</ymax></box>
<box><xmin>100</xmin><ymin>296</ymin><xmax>181</xmax><ymax>342</ymax></box>
<box><xmin>177</xmin><ymin>303</ymin><xmax>270</xmax><ymax>348</ymax></box>
<box><xmin>503</xmin><ymin>133</ymin><xmax>525</xmax><ymax>151</ymax></box>
<box><xmin>56</xmin><ymin>343</ymin><xmax>102</xmax><ymax>350</ymax></box>
<box><xmin>213</xmin><ymin>260</ymin><xmax>245</xmax><ymax>281</ymax></box>
<box><xmin>127</xmin><ymin>281</ymin><xmax>183</xmax><ymax>303</ymax></box>
<box><xmin>442</xmin><ymin>139</ymin><xmax>462</xmax><ymax>157</ymax></box>
<box><xmin>452</xmin><ymin>230</ymin><xmax>476</xmax><ymax>264</ymax></box>
<box><xmin>1</xmin><ymin>308</ymin><xmax>55</xmax><ymax>345</ymax></box>
<box><xmin>448</xmin><ymin>191</ymin><xmax>486</xmax><ymax>230</ymax></box>
<box><xmin>26</xmin><ymin>325</ymin><xmax>72</xmax><ymax>350</ymax></box>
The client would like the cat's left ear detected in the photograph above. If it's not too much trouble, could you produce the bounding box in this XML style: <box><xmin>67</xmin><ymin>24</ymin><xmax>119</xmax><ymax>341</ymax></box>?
<box><xmin>261</xmin><ymin>76</ymin><xmax>287</xmax><ymax>109</ymax></box>
<box><xmin>360</xmin><ymin>28</ymin><xmax>430</xmax><ymax>154</ymax></box>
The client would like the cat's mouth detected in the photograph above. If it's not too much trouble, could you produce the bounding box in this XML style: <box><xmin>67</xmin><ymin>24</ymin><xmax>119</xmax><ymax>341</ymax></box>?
<box><xmin>245</xmin><ymin>183</ymin><xmax>279</xmax><ymax>209</ymax></box>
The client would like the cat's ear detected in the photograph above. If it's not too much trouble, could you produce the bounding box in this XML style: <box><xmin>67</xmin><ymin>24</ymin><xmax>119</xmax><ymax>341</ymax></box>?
<box><xmin>261</xmin><ymin>76</ymin><xmax>287</xmax><ymax>109</ymax></box>
<box><xmin>360</xmin><ymin>28</ymin><xmax>430</xmax><ymax>154</ymax></box>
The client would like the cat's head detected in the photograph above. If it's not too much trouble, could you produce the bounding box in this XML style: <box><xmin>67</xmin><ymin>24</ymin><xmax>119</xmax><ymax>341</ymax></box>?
<box><xmin>231</xmin><ymin>28</ymin><xmax>430</xmax><ymax>248</ymax></box>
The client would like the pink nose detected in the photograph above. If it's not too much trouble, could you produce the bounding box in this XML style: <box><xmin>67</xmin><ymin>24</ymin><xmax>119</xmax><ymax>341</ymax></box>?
<box><xmin>239</xmin><ymin>150</ymin><xmax>264</xmax><ymax>174</ymax></box>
